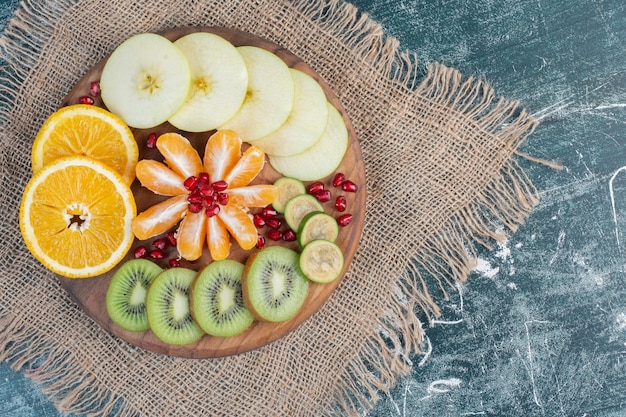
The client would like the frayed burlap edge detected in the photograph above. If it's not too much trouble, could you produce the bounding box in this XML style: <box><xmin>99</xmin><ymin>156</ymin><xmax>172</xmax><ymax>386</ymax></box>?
<box><xmin>0</xmin><ymin>0</ymin><xmax>544</xmax><ymax>416</ymax></box>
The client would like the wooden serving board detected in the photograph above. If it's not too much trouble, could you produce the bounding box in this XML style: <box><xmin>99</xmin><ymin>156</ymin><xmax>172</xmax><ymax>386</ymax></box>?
<box><xmin>56</xmin><ymin>27</ymin><xmax>366</xmax><ymax>358</ymax></box>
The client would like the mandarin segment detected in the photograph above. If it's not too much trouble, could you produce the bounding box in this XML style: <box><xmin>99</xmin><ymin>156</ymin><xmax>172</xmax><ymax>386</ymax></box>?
<box><xmin>156</xmin><ymin>132</ymin><xmax>203</xmax><ymax>179</ymax></box>
<box><xmin>218</xmin><ymin>204</ymin><xmax>258</xmax><ymax>250</ymax></box>
<box><xmin>223</xmin><ymin>145</ymin><xmax>265</xmax><ymax>189</ymax></box>
<box><xmin>228</xmin><ymin>185</ymin><xmax>277</xmax><ymax>207</ymax></box>
<box><xmin>131</xmin><ymin>195</ymin><xmax>188</xmax><ymax>240</ymax></box>
<box><xmin>203</xmin><ymin>129</ymin><xmax>242</xmax><ymax>182</ymax></box>
<box><xmin>135</xmin><ymin>159</ymin><xmax>188</xmax><ymax>196</ymax></box>
<box><xmin>207</xmin><ymin>215</ymin><xmax>231</xmax><ymax>260</ymax></box>
<box><xmin>177</xmin><ymin>210</ymin><xmax>207</xmax><ymax>261</ymax></box>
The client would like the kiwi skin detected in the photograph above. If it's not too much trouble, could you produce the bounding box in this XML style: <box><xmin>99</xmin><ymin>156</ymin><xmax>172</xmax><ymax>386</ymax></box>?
<box><xmin>241</xmin><ymin>246</ymin><xmax>310</xmax><ymax>323</ymax></box>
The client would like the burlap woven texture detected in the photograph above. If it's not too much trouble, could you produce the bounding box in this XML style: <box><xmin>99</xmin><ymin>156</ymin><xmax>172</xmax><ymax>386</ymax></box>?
<box><xmin>0</xmin><ymin>0</ymin><xmax>540</xmax><ymax>416</ymax></box>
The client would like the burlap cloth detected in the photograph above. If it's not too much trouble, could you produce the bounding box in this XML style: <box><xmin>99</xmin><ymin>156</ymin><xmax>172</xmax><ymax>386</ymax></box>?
<box><xmin>0</xmin><ymin>0</ymin><xmax>542</xmax><ymax>415</ymax></box>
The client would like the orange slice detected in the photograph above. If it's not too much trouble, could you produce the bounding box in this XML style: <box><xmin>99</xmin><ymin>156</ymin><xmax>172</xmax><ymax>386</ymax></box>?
<box><xmin>223</xmin><ymin>145</ymin><xmax>265</xmax><ymax>189</ymax></box>
<box><xmin>203</xmin><ymin>129</ymin><xmax>241</xmax><ymax>182</ymax></box>
<box><xmin>177</xmin><ymin>211</ymin><xmax>207</xmax><ymax>261</ymax></box>
<box><xmin>19</xmin><ymin>156</ymin><xmax>136</xmax><ymax>278</ymax></box>
<box><xmin>228</xmin><ymin>185</ymin><xmax>277</xmax><ymax>207</ymax></box>
<box><xmin>218</xmin><ymin>204</ymin><xmax>257</xmax><ymax>250</ymax></box>
<box><xmin>206</xmin><ymin>215</ymin><xmax>231</xmax><ymax>260</ymax></box>
<box><xmin>156</xmin><ymin>132</ymin><xmax>203</xmax><ymax>179</ymax></box>
<box><xmin>31</xmin><ymin>104</ymin><xmax>138</xmax><ymax>185</ymax></box>
<box><xmin>135</xmin><ymin>159</ymin><xmax>188</xmax><ymax>196</ymax></box>
<box><xmin>131</xmin><ymin>195</ymin><xmax>188</xmax><ymax>240</ymax></box>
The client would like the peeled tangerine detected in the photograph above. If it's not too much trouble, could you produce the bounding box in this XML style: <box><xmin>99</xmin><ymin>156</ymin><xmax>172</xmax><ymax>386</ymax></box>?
<box><xmin>132</xmin><ymin>130</ymin><xmax>277</xmax><ymax>261</ymax></box>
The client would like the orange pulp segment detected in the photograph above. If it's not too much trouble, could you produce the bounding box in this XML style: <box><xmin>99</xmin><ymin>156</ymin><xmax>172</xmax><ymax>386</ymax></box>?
<box><xmin>156</xmin><ymin>132</ymin><xmax>203</xmax><ymax>179</ymax></box>
<box><xmin>177</xmin><ymin>210</ymin><xmax>207</xmax><ymax>261</ymax></box>
<box><xmin>206</xmin><ymin>215</ymin><xmax>231</xmax><ymax>260</ymax></box>
<box><xmin>218</xmin><ymin>204</ymin><xmax>257</xmax><ymax>250</ymax></box>
<box><xmin>228</xmin><ymin>185</ymin><xmax>277</xmax><ymax>207</ymax></box>
<box><xmin>223</xmin><ymin>145</ymin><xmax>265</xmax><ymax>189</ymax></box>
<box><xmin>31</xmin><ymin>104</ymin><xmax>138</xmax><ymax>185</ymax></box>
<box><xmin>135</xmin><ymin>159</ymin><xmax>188</xmax><ymax>196</ymax></box>
<box><xmin>131</xmin><ymin>194</ymin><xmax>188</xmax><ymax>240</ymax></box>
<box><xmin>19</xmin><ymin>156</ymin><xmax>136</xmax><ymax>278</ymax></box>
<box><xmin>203</xmin><ymin>130</ymin><xmax>241</xmax><ymax>182</ymax></box>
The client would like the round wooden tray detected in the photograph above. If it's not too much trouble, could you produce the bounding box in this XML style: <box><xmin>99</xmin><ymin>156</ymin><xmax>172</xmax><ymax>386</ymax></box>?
<box><xmin>56</xmin><ymin>27</ymin><xmax>366</xmax><ymax>358</ymax></box>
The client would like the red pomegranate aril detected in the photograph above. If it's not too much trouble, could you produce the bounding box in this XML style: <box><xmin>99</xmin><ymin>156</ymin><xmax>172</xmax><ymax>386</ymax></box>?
<box><xmin>253</xmin><ymin>213</ymin><xmax>266</xmax><ymax>228</ymax></box>
<box><xmin>187</xmin><ymin>191</ymin><xmax>203</xmax><ymax>205</ymax></box>
<box><xmin>78</xmin><ymin>95</ymin><xmax>95</xmax><ymax>105</ymax></box>
<box><xmin>133</xmin><ymin>245</ymin><xmax>148</xmax><ymax>258</ymax></box>
<box><xmin>152</xmin><ymin>238</ymin><xmax>167</xmax><ymax>250</ymax></box>
<box><xmin>146</xmin><ymin>132</ymin><xmax>157</xmax><ymax>149</ymax></box>
<box><xmin>261</xmin><ymin>206</ymin><xmax>277</xmax><ymax>219</ymax></box>
<box><xmin>267</xmin><ymin>228</ymin><xmax>282</xmax><ymax>241</ymax></box>
<box><xmin>337</xmin><ymin>213</ymin><xmax>353</xmax><ymax>227</ymax></box>
<box><xmin>188</xmin><ymin>202</ymin><xmax>203</xmax><ymax>213</ymax></box>
<box><xmin>217</xmin><ymin>192</ymin><xmax>229</xmax><ymax>205</ymax></box>
<box><xmin>332</xmin><ymin>172</ymin><xmax>346</xmax><ymax>187</ymax></box>
<box><xmin>265</xmin><ymin>218</ymin><xmax>282</xmax><ymax>229</ymax></box>
<box><xmin>89</xmin><ymin>81</ymin><xmax>101</xmax><ymax>97</ymax></box>
<box><xmin>282</xmin><ymin>229</ymin><xmax>297</xmax><ymax>242</ymax></box>
<box><xmin>168</xmin><ymin>258</ymin><xmax>181</xmax><ymax>268</ymax></box>
<box><xmin>307</xmin><ymin>181</ymin><xmax>324</xmax><ymax>195</ymax></box>
<box><xmin>335</xmin><ymin>195</ymin><xmax>347</xmax><ymax>212</ymax></box>
<box><xmin>341</xmin><ymin>180</ymin><xmax>358</xmax><ymax>192</ymax></box>
<box><xmin>205</xmin><ymin>203</ymin><xmax>220</xmax><ymax>217</ymax></box>
<box><xmin>183</xmin><ymin>175</ymin><xmax>199</xmax><ymax>191</ymax></box>
<box><xmin>150</xmin><ymin>249</ymin><xmax>165</xmax><ymax>259</ymax></box>
<box><xmin>198</xmin><ymin>172</ymin><xmax>210</xmax><ymax>185</ymax></box>
<box><xmin>211</xmin><ymin>180</ymin><xmax>228</xmax><ymax>192</ymax></box>
<box><xmin>315</xmin><ymin>189</ymin><xmax>332</xmax><ymax>202</ymax></box>
<box><xmin>198</xmin><ymin>183</ymin><xmax>214</xmax><ymax>198</ymax></box>
<box><xmin>256</xmin><ymin>235</ymin><xmax>266</xmax><ymax>249</ymax></box>
<box><xmin>165</xmin><ymin>231</ymin><xmax>177</xmax><ymax>247</ymax></box>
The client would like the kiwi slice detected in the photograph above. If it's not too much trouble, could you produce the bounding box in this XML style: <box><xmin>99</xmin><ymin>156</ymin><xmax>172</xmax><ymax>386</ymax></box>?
<box><xmin>272</xmin><ymin>176</ymin><xmax>306</xmax><ymax>213</ymax></box>
<box><xmin>146</xmin><ymin>267</ymin><xmax>204</xmax><ymax>345</ymax></box>
<box><xmin>242</xmin><ymin>246</ymin><xmax>309</xmax><ymax>322</ymax></box>
<box><xmin>299</xmin><ymin>240</ymin><xmax>344</xmax><ymax>283</ymax></box>
<box><xmin>106</xmin><ymin>259</ymin><xmax>163</xmax><ymax>332</ymax></box>
<box><xmin>283</xmin><ymin>193</ymin><xmax>324</xmax><ymax>231</ymax></box>
<box><xmin>297</xmin><ymin>211</ymin><xmax>339</xmax><ymax>248</ymax></box>
<box><xmin>191</xmin><ymin>260</ymin><xmax>254</xmax><ymax>337</ymax></box>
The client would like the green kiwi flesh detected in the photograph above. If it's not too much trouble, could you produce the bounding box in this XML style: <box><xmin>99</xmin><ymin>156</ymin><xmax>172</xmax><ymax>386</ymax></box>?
<box><xmin>146</xmin><ymin>267</ymin><xmax>204</xmax><ymax>345</ymax></box>
<box><xmin>191</xmin><ymin>260</ymin><xmax>254</xmax><ymax>337</ymax></box>
<box><xmin>106</xmin><ymin>259</ymin><xmax>163</xmax><ymax>332</ymax></box>
<box><xmin>243</xmin><ymin>246</ymin><xmax>309</xmax><ymax>322</ymax></box>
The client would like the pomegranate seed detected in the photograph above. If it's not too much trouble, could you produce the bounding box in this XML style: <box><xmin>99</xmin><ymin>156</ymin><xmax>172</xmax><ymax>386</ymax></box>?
<box><xmin>315</xmin><ymin>189</ymin><xmax>332</xmax><ymax>202</ymax></box>
<box><xmin>217</xmin><ymin>192</ymin><xmax>229</xmax><ymax>205</ymax></box>
<box><xmin>78</xmin><ymin>95</ymin><xmax>94</xmax><ymax>105</ymax></box>
<box><xmin>267</xmin><ymin>228</ymin><xmax>282</xmax><ymax>241</ymax></box>
<box><xmin>168</xmin><ymin>258</ymin><xmax>181</xmax><ymax>268</ymax></box>
<box><xmin>337</xmin><ymin>214</ymin><xmax>353</xmax><ymax>227</ymax></box>
<box><xmin>89</xmin><ymin>81</ymin><xmax>101</xmax><ymax>97</ymax></box>
<box><xmin>133</xmin><ymin>246</ymin><xmax>148</xmax><ymax>258</ymax></box>
<box><xmin>261</xmin><ymin>206</ymin><xmax>277</xmax><ymax>219</ymax></box>
<box><xmin>165</xmin><ymin>232</ymin><xmax>177</xmax><ymax>247</ymax></box>
<box><xmin>253</xmin><ymin>213</ymin><xmax>266</xmax><ymax>228</ymax></box>
<box><xmin>205</xmin><ymin>203</ymin><xmax>220</xmax><ymax>217</ymax></box>
<box><xmin>211</xmin><ymin>180</ymin><xmax>228</xmax><ymax>192</ymax></box>
<box><xmin>266</xmin><ymin>218</ymin><xmax>282</xmax><ymax>229</ymax></box>
<box><xmin>341</xmin><ymin>180</ymin><xmax>358</xmax><ymax>192</ymax></box>
<box><xmin>187</xmin><ymin>191</ymin><xmax>203</xmax><ymax>205</ymax></box>
<box><xmin>188</xmin><ymin>202</ymin><xmax>203</xmax><ymax>213</ymax></box>
<box><xmin>334</xmin><ymin>195</ymin><xmax>347</xmax><ymax>212</ymax></box>
<box><xmin>282</xmin><ymin>229</ymin><xmax>297</xmax><ymax>242</ymax></box>
<box><xmin>256</xmin><ymin>235</ymin><xmax>266</xmax><ymax>249</ymax></box>
<box><xmin>150</xmin><ymin>249</ymin><xmax>165</xmax><ymax>259</ymax></box>
<box><xmin>198</xmin><ymin>183</ymin><xmax>214</xmax><ymax>198</ymax></box>
<box><xmin>307</xmin><ymin>181</ymin><xmax>324</xmax><ymax>195</ymax></box>
<box><xmin>183</xmin><ymin>175</ymin><xmax>199</xmax><ymax>191</ymax></box>
<box><xmin>152</xmin><ymin>238</ymin><xmax>167</xmax><ymax>250</ymax></box>
<box><xmin>198</xmin><ymin>172</ymin><xmax>210</xmax><ymax>185</ymax></box>
<box><xmin>332</xmin><ymin>173</ymin><xmax>346</xmax><ymax>187</ymax></box>
<box><xmin>146</xmin><ymin>132</ymin><xmax>157</xmax><ymax>149</ymax></box>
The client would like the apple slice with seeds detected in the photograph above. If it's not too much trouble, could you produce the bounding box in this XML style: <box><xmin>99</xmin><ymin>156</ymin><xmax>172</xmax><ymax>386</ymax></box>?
<box><xmin>252</xmin><ymin>68</ymin><xmax>329</xmax><ymax>156</ymax></box>
<box><xmin>168</xmin><ymin>32</ymin><xmax>248</xmax><ymax>132</ymax></box>
<box><xmin>219</xmin><ymin>46</ymin><xmax>295</xmax><ymax>142</ymax></box>
<box><xmin>269</xmin><ymin>103</ymin><xmax>348</xmax><ymax>181</ymax></box>
<box><xmin>100</xmin><ymin>33</ymin><xmax>191</xmax><ymax>129</ymax></box>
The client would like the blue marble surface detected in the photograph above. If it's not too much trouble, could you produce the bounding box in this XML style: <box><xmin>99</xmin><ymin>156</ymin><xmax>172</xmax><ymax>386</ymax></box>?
<box><xmin>2</xmin><ymin>0</ymin><xmax>626</xmax><ymax>416</ymax></box>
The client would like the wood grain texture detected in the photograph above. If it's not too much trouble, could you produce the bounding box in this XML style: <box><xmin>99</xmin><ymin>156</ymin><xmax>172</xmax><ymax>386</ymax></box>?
<box><xmin>56</xmin><ymin>27</ymin><xmax>366</xmax><ymax>358</ymax></box>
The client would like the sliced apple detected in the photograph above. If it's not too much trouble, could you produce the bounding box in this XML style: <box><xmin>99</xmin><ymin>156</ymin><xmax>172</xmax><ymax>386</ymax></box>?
<box><xmin>252</xmin><ymin>68</ymin><xmax>329</xmax><ymax>156</ymax></box>
<box><xmin>168</xmin><ymin>32</ymin><xmax>248</xmax><ymax>132</ymax></box>
<box><xmin>269</xmin><ymin>103</ymin><xmax>348</xmax><ymax>181</ymax></box>
<box><xmin>219</xmin><ymin>46</ymin><xmax>295</xmax><ymax>142</ymax></box>
<box><xmin>100</xmin><ymin>33</ymin><xmax>191</xmax><ymax>129</ymax></box>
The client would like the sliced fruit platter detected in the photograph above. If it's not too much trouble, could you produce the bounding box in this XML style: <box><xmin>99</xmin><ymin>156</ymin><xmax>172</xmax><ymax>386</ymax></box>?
<box><xmin>18</xmin><ymin>27</ymin><xmax>365</xmax><ymax>358</ymax></box>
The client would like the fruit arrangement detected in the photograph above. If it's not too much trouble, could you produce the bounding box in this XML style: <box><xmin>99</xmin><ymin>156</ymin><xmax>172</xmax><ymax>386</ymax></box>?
<box><xmin>19</xmin><ymin>28</ymin><xmax>365</xmax><ymax>356</ymax></box>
